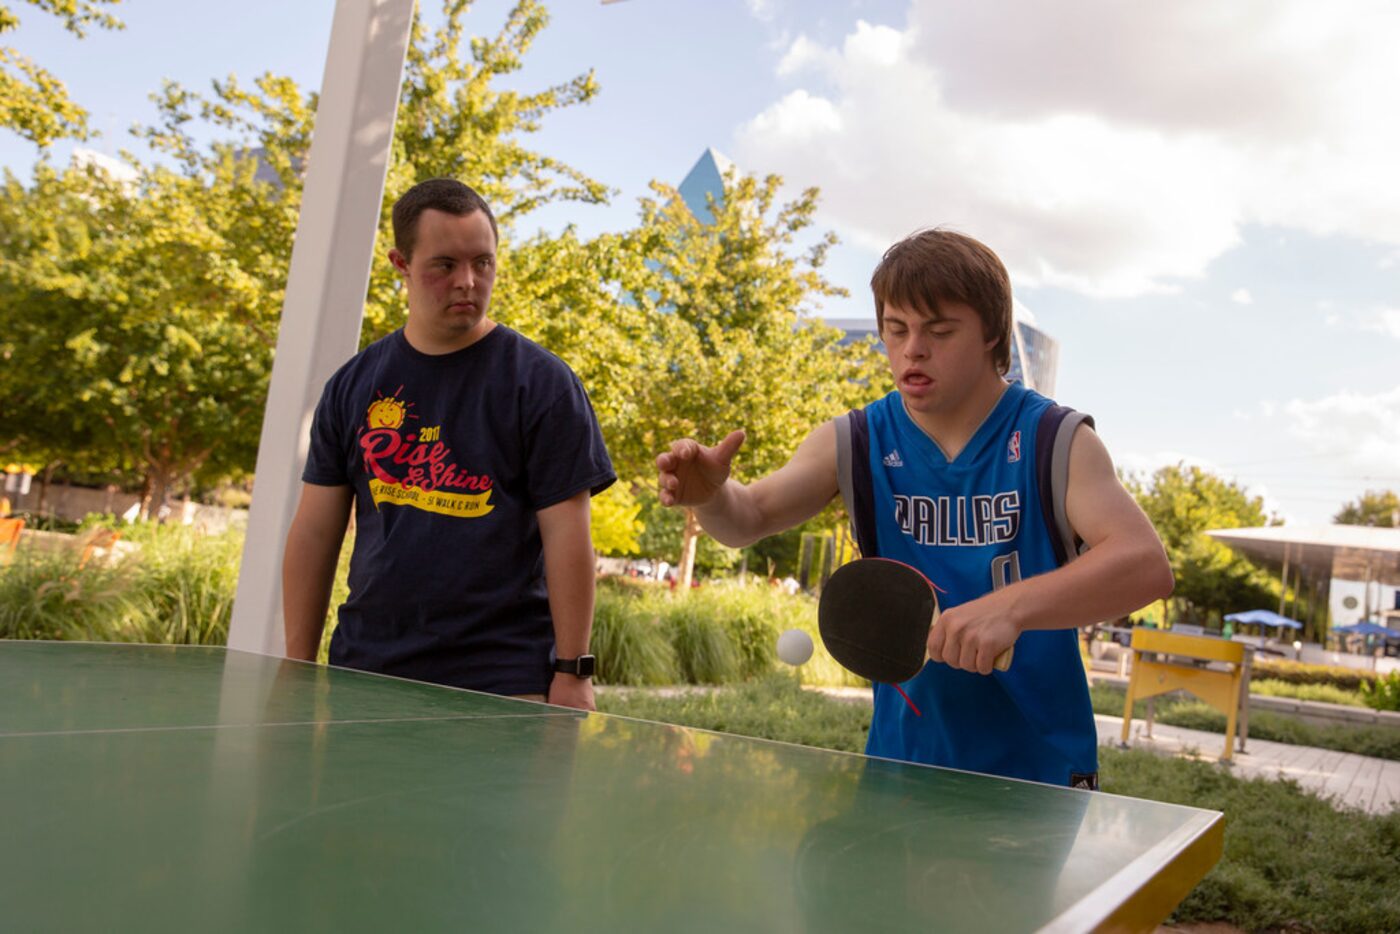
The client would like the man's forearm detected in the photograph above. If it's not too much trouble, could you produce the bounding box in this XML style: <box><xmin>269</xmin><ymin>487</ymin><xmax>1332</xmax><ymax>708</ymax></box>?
<box><xmin>1002</xmin><ymin>533</ymin><xmax>1174</xmax><ymax>634</ymax></box>
<box><xmin>544</xmin><ymin>539</ymin><xmax>595</xmax><ymax>657</ymax></box>
<box><xmin>282</xmin><ymin>530</ymin><xmax>341</xmax><ymax>661</ymax></box>
<box><xmin>694</xmin><ymin>480</ymin><xmax>772</xmax><ymax>548</ymax></box>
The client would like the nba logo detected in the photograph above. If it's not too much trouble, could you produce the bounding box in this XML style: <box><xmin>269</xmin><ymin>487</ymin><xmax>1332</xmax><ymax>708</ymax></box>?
<box><xmin>1007</xmin><ymin>430</ymin><xmax>1022</xmax><ymax>463</ymax></box>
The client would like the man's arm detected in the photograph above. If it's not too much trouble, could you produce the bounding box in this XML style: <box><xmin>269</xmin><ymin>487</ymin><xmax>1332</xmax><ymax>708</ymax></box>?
<box><xmin>928</xmin><ymin>425</ymin><xmax>1174</xmax><ymax>674</ymax></box>
<box><xmin>282</xmin><ymin>483</ymin><xmax>353</xmax><ymax>661</ymax></box>
<box><xmin>656</xmin><ymin>421</ymin><xmax>840</xmax><ymax>547</ymax></box>
<box><xmin>538</xmin><ymin>490</ymin><xmax>598</xmax><ymax>710</ymax></box>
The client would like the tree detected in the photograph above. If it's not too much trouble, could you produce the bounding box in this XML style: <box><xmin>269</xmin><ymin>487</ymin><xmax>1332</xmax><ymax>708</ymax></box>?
<box><xmin>1335</xmin><ymin>490</ymin><xmax>1399</xmax><ymax>528</ymax></box>
<box><xmin>0</xmin><ymin>1</ymin><xmax>611</xmax><ymax>516</ymax></box>
<box><xmin>0</xmin><ymin>0</ymin><xmax>123</xmax><ymax>148</ymax></box>
<box><xmin>589</xmin><ymin>482</ymin><xmax>644</xmax><ymax>557</ymax></box>
<box><xmin>0</xmin><ymin>158</ymin><xmax>278</xmax><ymax>514</ymax></box>
<box><xmin>1127</xmin><ymin>464</ymin><xmax>1283</xmax><ymax>627</ymax></box>
<box><xmin>616</xmin><ymin>171</ymin><xmax>891</xmax><ymax>586</ymax></box>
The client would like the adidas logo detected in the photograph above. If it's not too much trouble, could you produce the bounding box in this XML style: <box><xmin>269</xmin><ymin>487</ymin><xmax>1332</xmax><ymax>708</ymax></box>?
<box><xmin>883</xmin><ymin>449</ymin><xmax>904</xmax><ymax>468</ymax></box>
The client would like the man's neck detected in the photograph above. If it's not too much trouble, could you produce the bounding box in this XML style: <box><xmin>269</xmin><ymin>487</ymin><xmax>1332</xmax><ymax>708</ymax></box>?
<box><xmin>904</xmin><ymin>375</ymin><xmax>1010</xmax><ymax>461</ymax></box>
<box><xmin>403</xmin><ymin>316</ymin><xmax>496</xmax><ymax>355</ymax></box>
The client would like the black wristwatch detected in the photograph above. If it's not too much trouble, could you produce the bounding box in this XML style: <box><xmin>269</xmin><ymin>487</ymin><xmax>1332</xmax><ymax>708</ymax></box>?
<box><xmin>552</xmin><ymin>654</ymin><xmax>596</xmax><ymax>678</ymax></box>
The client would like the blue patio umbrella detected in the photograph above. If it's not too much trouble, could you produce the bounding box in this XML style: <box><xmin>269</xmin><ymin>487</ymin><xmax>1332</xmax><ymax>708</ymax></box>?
<box><xmin>1224</xmin><ymin>609</ymin><xmax>1304</xmax><ymax>630</ymax></box>
<box><xmin>1332</xmin><ymin>621</ymin><xmax>1400</xmax><ymax>638</ymax></box>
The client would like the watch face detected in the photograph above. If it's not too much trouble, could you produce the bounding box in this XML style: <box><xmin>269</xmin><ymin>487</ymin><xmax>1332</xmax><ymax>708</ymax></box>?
<box><xmin>577</xmin><ymin>655</ymin><xmax>596</xmax><ymax>677</ymax></box>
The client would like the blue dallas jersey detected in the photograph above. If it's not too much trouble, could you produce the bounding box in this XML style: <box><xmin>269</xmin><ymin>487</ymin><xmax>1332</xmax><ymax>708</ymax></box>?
<box><xmin>836</xmin><ymin>382</ymin><xmax>1099</xmax><ymax>787</ymax></box>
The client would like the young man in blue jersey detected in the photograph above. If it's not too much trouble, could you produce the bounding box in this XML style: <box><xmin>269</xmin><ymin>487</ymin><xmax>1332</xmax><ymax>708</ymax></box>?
<box><xmin>655</xmin><ymin>229</ymin><xmax>1172</xmax><ymax>787</ymax></box>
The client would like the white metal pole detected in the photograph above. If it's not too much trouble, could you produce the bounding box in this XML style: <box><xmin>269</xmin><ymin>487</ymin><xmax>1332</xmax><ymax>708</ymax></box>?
<box><xmin>227</xmin><ymin>0</ymin><xmax>415</xmax><ymax>655</ymax></box>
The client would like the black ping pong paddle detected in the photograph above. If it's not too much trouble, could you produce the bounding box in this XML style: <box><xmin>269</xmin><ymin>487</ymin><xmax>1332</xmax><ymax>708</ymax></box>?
<box><xmin>818</xmin><ymin>558</ymin><xmax>1013</xmax><ymax>714</ymax></box>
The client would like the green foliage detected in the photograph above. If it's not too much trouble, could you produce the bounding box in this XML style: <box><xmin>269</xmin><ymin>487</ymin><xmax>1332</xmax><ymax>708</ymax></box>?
<box><xmin>1249</xmin><ymin>677</ymin><xmax>1366</xmax><ymax>708</ymax></box>
<box><xmin>590</xmin><ymin>592</ymin><xmax>677</xmax><ymax>686</ymax></box>
<box><xmin>114</xmin><ymin>525</ymin><xmax>241</xmax><ymax>644</ymax></box>
<box><xmin>0</xmin><ymin>522</ymin><xmax>240</xmax><ymax>643</ymax></box>
<box><xmin>1127</xmin><ymin>464</ymin><xmax>1291</xmax><ymax>626</ymax></box>
<box><xmin>0</xmin><ymin>548</ymin><xmax>125</xmax><ymax>639</ymax></box>
<box><xmin>658</xmin><ymin>596</ymin><xmax>741</xmax><ymax>684</ymax></box>
<box><xmin>618</xmin><ymin>170</ymin><xmax>890</xmax><ymax>470</ymax></box>
<box><xmin>1334</xmin><ymin>488</ymin><xmax>1400</xmax><ymax>527</ymax></box>
<box><xmin>1097</xmin><ymin>745</ymin><xmax>1400</xmax><ymax>932</ymax></box>
<box><xmin>0</xmin><ymin>0</ymin><xmax>124</xmax><ymax>148</ymax></box>
<box><xmin>588</xmin><ymin>481</ymin><xmax>645</xmax><ymax>557</ymax></box>
<box><xmin>1252</xmin><ymin>657</ymin><xmax>1378</xmax><ymax>692</ymax></box>
<box><xmin>594</xmin><ymin>579</ymin><xmax>864</xmax><ymax>688</ymax></box>
<box><xmin>1361</xmin><ymin>671</ymin><xmax>1400</xmax><ymax>712</ymax></box>
<box><xmin>596</xmin><ymin>673</ymin><xmax>872</xmax><ymax>754</ymax></box>
<box><xmin>609</xmin><ymin>169</ymin><xmax>890</xmax><ymax>579</ymax></box>
<box><xmin>636</xmin><ymin>488</ymin><xmax>740</xmax><ymax>575</ymax></box>
<box><xmin>0</xmin><ymin>0</ymin><xmax>607</xmax><ymax>510</ymax></box>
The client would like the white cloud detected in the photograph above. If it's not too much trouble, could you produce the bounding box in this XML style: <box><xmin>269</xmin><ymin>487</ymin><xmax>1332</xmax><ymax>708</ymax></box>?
<box><xmin>776</xmin><ymin>35</ymin><xmax>835</xmax><ymax>76</ymax></box>
<box><xmin>745</xmin><ymin>0</ymin><xmax>778</xmax><ymax>22</ymax></box>
<box><xmin>1359</xmin><ymin>308</ymin><xmax>1400</xmax><ymax>340</ymax></box>
<box><xmin>1284</xmin><ymin>386</ymin><xmax>1400</xmax><ymax>473</ymax></box>
<box><xmin>743</xmin><ymin>89</ymin><xmax>843</xmax><ymax>142</ymax></box>
<box><xmin>736</xmin><ymin>0</ymin><xmax>1400</xmax><ymax>298</ymax></box>
<box><xmin>1116</xmin><ymin>449</ymin><xmax>1227</xmax><ymax>479</ymax></box>
<box><xmin>1231</xmin><ymin>288</ymin><xmax>1254</xmax><ymax>305</ymax></box>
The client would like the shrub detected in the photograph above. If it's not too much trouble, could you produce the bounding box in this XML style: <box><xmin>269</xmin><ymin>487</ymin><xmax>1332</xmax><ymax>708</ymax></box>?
<box><xmin>114</xmin><ymin>525</ymin><xmax>242</xmax><ymax>645</ymax></box>
<box><xmin>1361</xmin><ymin>671</ymin><xmax>1400</xmax><ymax>712</ymax></box>
<box><xmin>1252</xmin><ymin>658</ymin><xmax>1378</xmax><ymax>692</ymax></box>
<box><xmin>655</xmin><ymin>595</ymin><xmax>741</xmax><ymax>684</ymax></box>
<box><xmin>591</xmin><ymin>590</ymin><xmax>678</xmax><ymax>685</ymax></box>
<box><xmin>0</xmin><ymin>550</ymin><xmax>127</xmax><ymax>640</ymax></box>
<box><xmin>1249</xmin><ymin>677</ymin><xmax>1366</xmax><ymax>708</ymax></box>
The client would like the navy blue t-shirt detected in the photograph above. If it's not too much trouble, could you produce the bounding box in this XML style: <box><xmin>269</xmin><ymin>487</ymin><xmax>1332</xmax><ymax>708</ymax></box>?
<box><xmin>302</xmin><ymin>325</ymin><xmax>615</xmax><ymax>695</ymax></box>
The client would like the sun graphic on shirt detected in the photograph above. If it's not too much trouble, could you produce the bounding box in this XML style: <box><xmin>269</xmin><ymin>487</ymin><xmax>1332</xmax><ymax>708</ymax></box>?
<box><xmin>366</xmin><ymin>386</ymin><xmax>416</xmax><ymax>430</ymax></box>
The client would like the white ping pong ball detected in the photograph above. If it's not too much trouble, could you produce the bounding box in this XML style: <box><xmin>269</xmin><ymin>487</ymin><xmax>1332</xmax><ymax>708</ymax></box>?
<box><xmin>776</xmin><ymin>629</ymin><xmax>814</xmax><ymax>666</ymax></box>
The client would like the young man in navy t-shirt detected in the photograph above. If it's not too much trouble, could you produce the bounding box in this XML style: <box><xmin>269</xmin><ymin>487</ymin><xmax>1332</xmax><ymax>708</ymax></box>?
<box><xmin>655</xmin><ymin>229</ymin><xmax>1173</xmax><ymax>786</ymax></box>
<box><xmin>283</xmin><ymin>179</ymin><xmax>615</xmax><ymax>709</ymax></box>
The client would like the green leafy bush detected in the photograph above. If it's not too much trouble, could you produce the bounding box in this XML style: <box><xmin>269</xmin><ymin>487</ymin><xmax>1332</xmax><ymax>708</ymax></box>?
<box><xmin>0</xmin><ymin>550</ymin><xmax>126</xmax><ymax>640</ymax></box>
<box><xmin>591</xmin><ymin>592</ymin><xmax>678</xmax><ymax>686</ymax></box>
<box><xmin>1252</xmin><ymin>658</ymin><xmax>1378</xmax><ymax>692</ymax></box>
<box><xmin>1361</xmin><ymin>671</ymin><xmax>1400</xmax><ymax>712</ymax></box>
<box><xmin>1249</xmin><ymin>677</ymin><xmax>1366</xmax><ymax>707</ymax></box>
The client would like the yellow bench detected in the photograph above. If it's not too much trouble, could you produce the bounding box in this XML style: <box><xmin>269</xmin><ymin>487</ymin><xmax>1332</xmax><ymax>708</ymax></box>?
<box><xmin>1120</xmin><ymin>628</ymin><xmax>1252</xmax><ymax>762</ymax></box>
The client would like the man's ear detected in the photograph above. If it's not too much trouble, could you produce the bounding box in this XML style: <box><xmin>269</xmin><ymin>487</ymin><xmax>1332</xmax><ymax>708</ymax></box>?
<box><xmin>388</xmin><ymin>248</ymin><xmax>410</xmax><ymax>275</ymax></box>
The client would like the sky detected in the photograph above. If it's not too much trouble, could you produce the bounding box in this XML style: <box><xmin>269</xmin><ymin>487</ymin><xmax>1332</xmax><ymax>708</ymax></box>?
<box><xmin>5</xmin><ymin>0</ymin><xmax>1398</xmax><ymax>526</ymax></box>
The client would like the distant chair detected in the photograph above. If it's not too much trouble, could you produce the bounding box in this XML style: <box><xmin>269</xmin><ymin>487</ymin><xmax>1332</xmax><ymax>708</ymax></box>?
<box><xmin>0</xmin><ymin>516</ymin><xmax>23</xmax><ymax>564</ymax></box>
<box><xmin>76</xmin><ymin>527</ymin><xmax>123</xmax><ymax>569</ymax></box>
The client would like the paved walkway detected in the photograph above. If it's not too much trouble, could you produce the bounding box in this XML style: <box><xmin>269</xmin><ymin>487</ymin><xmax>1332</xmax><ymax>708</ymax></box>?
<box><xmin>1100</xmin><ymin>713</ymin><xmax>1400</xmax><ymax>814</ymax></box>
<box><xmin>808</xmin><ymin>686</ymin><xmax>1400</xmax><ymax>814</ymax></box>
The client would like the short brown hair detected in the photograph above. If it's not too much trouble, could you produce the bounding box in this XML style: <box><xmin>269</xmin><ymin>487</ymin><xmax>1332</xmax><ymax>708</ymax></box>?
<box><xmin>870</xmin><ymin>229</ymin><xmax>1013</xmax><ymax>375</ymax></box>
<box><xmin>391</xmin><ymin>178</ymin><xmax>498</xmax><ymax>259</ymax></box>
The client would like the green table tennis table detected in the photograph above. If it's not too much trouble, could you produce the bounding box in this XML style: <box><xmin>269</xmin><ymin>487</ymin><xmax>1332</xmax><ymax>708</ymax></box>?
<box><xmin>1</xmin><ymin>641</ymin><xmax>1223</xmax><ymax>932</ymax></box>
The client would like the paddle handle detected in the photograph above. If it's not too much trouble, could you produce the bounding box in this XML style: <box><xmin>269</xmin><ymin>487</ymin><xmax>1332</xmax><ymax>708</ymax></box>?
<box><xmin>920</xmin><ymin>643</ymin><xmax>1014</xmax><ymax>673</ymax></box>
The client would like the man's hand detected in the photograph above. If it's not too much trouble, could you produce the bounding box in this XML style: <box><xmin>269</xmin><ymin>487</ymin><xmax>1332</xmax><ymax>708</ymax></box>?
<box><xmin>927</xmin><ymin>590</ymin><xmax>1023</xmax><ymax>676</ymax></box>
<box><xmin>548</xmin><ymin>673</ymin><xmax>595</xmax><ymax>711</ymax></box>
<box><xmin>656</xmin><ymin>430</ymin><xmax>746</xmax><ymax>507</ymax></box>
